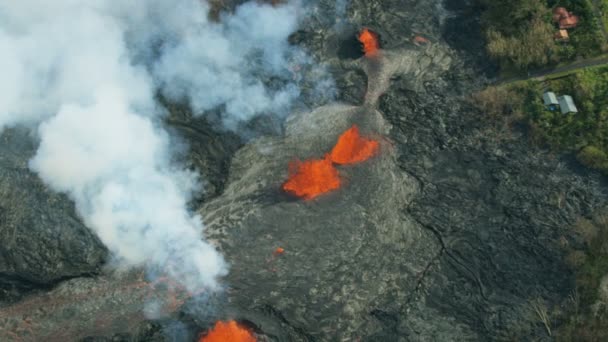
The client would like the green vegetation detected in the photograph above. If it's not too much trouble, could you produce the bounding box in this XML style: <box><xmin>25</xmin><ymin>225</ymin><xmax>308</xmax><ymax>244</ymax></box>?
<box><xmin>571</xmin><ymin>217</ymin><xmax>608</xmax><ymax>306</ymax></box>
<box><xmin>477</xmin><ymin>0</ymin><xmax>606</xmax><ymax>72</ymax></box>
<box><xmin>555</xmin><ymin>214</ymin><xmax>608</xmax><ymax>341</ymax></box>
<box><xmin>486</xmin><ymin>16</ymin><xmax>558</xmax><ymax>70</ymax></box>
<box><xmin>535</xmin><ymin>66</ymin><xmax>608</xmax><ymax>173</ymax></box>
<box><xmin>493</xmin><ymin>212</ymin><xmax>608</xmax><ymax>341</ymax></box>
<box><xmin>469</xmin><ymin>85</ymin><xmax>525</xmax><ymax>119</ymax></box>
<box><xmin>577</xmin><ymin>145</ymin><xmax>608</xmax><ymax>173</ymax></box>
<box><xmin>471</xmin><ymin>64</ymin><xmax>608</xmax><ymax>342</ymax></box>
<box><xmin>600</xmin><ymin>0</ymin><xmax>608</xmax><ymax>34</ymax></box>
<box><xmin>480</xmin><ymin>65</ymin><xmax>608</xmax><ymax>175</ymax></box>
<box><xmin>478</xmin><ymin>0</ymin><xmax>558</xmax><ymax>70</ymax></box>
<box><xmin>556</xmin><ymin>0</ymin><xmax>606</xmax><ymax>53</ymax></box>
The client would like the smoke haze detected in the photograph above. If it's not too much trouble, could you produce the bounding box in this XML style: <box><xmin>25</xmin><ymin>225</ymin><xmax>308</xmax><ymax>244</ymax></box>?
<box><xmin>0</xmin><ymin>0</ymin><xmax>325</xmax><ymax>291</ymax></box>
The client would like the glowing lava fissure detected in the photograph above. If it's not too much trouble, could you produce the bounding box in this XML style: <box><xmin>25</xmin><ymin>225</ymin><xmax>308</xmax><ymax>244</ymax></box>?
<box><xmin>200</xmin><ymin>320</ymin><xmax>256</xmax><ymax>342</ymax></box>
<box><xmin>358</xmin><ymin>28</ymin><xmax>379</xmax><ymax>56</ymax></box>
<box><xmin>282</xmin><ymin>125</ymin><xmax>380</xmax><ymax>200</ymax></box>
<box><xmin>282</xmin><ymin>155</ymin><xmax>341</xmax><ymax>200</ymax></box>
<box><xmin>330</xmin><ymin>125</ymin><xmax>379</xmax><ymax>165</ymax></box>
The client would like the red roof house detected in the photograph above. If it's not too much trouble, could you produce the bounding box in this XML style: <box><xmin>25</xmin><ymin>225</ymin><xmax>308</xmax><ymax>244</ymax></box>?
<box><xmin>552</xmin><ymin>7</ymin><xmax>579</xmax><ymax>29</ymax></box>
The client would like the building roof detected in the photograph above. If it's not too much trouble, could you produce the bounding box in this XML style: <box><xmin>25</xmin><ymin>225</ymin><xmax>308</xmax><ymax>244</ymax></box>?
<box><xmin>558</xmin><ymin>95</ymin><xmax>578</xmax><ymax>114</ymax></box>
<box><xmin>552</xmin><ymin>7</ymin><xmax>579</xmax><ymax>29</ymax></box>
<box><xmin>554</xmin><ymin>29</ymin><xmax>569</xmax><ymax>40</ymax></box>
<box><xmin>543</xmin><ymin>91</ymin><xmax>559</xmax><ymax>105</ymax></box>
<box><xmin>553</xmin><ymin>7</ymin><xmax>568</xmax><ymax>22</ymax></box>
<box><xmin>560</xmin><ymin>15</ymin><xmax>579</xmax><ymax>29</ymax></box>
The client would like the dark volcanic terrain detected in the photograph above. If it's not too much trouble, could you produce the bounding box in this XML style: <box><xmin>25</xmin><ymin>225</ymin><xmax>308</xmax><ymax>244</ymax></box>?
<box><xmin>1</xmin><ymin>0</ymin><xmax>607</xmax><ymax>341</ymax></box>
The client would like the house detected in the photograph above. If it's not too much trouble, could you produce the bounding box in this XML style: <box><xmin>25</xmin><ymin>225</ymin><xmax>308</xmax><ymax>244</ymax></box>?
<box><xmin>543</xmin><ymin>91</ymin><xmax>559</xmax><ymax>110</ymax></box>
<box><xmin>554</xmin><ymin>29</ymin><xmax>569</xmax><ymax>42</ymax></box>
<box><xmin>558</xmin><ymin>95</ymin><xmax>578</xmax><ymax>114</ymax></box>
<box><xmin>553</xmin><ymin>7</ymin><xmax>579</xmax><ymax>29</ymax></box>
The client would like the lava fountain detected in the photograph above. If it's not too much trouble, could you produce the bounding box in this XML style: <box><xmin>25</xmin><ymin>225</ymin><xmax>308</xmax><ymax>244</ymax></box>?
<box><xmin>282</xmin><ymin>125</ymin><xmax>380</xmax><ymax>199</ymax></box>
<box><xmin>200</xmin><ymin>320</ymin><xmax>256</xmax><ymax>342</ymax></box>
<box><xmin>330</xmin><ymin>125</ymin><xmax>379</xmax><ymax>165</ymax></box>
<box><xmin>358</xmin><ymin>28</ymin><xmax>379</xmax><ymax>56</ymax></box>
<box><xmin>282</xmin><ymin>155</ymin><xmax>341</xmax><ymax>200</ymax></box>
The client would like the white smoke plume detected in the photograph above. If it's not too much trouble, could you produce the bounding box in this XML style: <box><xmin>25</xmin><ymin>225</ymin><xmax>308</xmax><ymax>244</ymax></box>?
<box><xmin>0</xmin><ymin>0</ymin><xmax>323</xmax><ymax>291</ymax></box>
<box><xmin>334</xmin><ymin>0</ymin><xmax>349</xmax><ymax>27</ymax></box>
<box><xmin>119</xmin><ymin>0</ymin><xmax>328</xmax><ymax>130</ymax></box>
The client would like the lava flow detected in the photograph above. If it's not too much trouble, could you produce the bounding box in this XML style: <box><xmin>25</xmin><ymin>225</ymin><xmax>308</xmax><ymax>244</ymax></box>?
<box><xmin>330</xmin><ymin>125</ymin><xmax>379</xmax><ymax>165</ymax></box>
<box><xmin>200</xmin><ymin>321</ymin><xmax>256</xmax><ymax>342</ymax></box>
<box><xmin>358</xmin><ymin>28</ymin><xmax>379</xmax><ymax>56</ymax></box>
<box><xmin>282</xmin><ymin>155</ymin><xmax>341</xmax><ymax>200</ymax></box>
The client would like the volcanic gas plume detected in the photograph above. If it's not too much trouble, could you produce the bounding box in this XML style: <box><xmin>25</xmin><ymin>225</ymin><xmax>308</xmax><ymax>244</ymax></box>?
<box><xmin>282</xmin><ymin>124</ymin><xmax>379</xmax><ymax>199</ymax></box>
<box><xmin>330</xmin><ymin>125</ymin><xmax>379</xmax><ymax>165</ymax></box>
<box><xmin>200</xmin><ymin>321</ymin><xmax>256</xmax><ymax>342</ymax></box>
<box><xmin>0</xmin><ymin>0</ymin><xmax>331</xmax><ymax>295</ymax></box>
<box><xmin>358</xmin><ymin>28</ymin><xmax>380</xmax><ymax>56</ymax></box>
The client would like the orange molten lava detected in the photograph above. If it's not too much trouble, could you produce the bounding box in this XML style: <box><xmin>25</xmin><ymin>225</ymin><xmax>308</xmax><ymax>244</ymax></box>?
<box><xmin>358</xmin><ymin>28</ymin><xmax>379</xmax><ymax>56</ymax></box>
<box><xmin>330</xmin><ymin>125</ymin><xmax>379</xmax><ymax>165</ymax></box>
<box><xmin>200</xmin><ymin>321</ymin><xmax>256</xmax><ymax>342</ymax></box>
<box><xmin>282</xmin><ymin>155</ymin><xmax>341</xmax><ymax>200</ymax></box>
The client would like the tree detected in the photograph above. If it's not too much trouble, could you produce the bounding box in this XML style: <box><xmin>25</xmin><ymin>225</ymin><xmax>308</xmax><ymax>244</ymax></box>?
<box><xmin>486</xmin><ymin>16</ymin><xmax>557</xmax><ymax>69</ymax></box>
<box><xmin>577</xmin><ymin>145</ymin><xmax>608</xmax><ymax>173</ymax></box>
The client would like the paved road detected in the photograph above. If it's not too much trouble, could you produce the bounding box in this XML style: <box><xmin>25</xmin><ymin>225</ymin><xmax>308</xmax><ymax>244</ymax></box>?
<box><xmin>496</xmin><ymin>56</ymin><xmax>608</xmax><ymax>85</ymax></box>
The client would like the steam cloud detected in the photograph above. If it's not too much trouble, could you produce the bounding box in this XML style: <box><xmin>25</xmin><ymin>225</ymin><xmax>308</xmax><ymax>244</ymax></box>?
<box><xmin>334</xmin><ymin>0</ymin><xmax>349</xmax><ymax>27</ymax></box>
<box><xmin>0</xmin><ymin>0</ymin><xmax>324</xmax><ymax>291</ymax></box>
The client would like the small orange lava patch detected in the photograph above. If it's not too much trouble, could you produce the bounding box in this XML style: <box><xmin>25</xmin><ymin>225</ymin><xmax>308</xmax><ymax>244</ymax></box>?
<box><xmin>330</xmin><ymin>125</ymin><xmax>379</xmax><ymax>165</ymax></box>
<box><xmin>282</xmin><ymin>155</ymin><xmax>341</xmax><ymax>200</ymax></box>
<box><xmin>358</xmin><ymin>28</ymin><xmax>379</xmax><ymax>56</ymax></box>
<box><xmin>200</xmin><ymin>321</ymin><xmax>256</xmax><ymax>342</ymax></box>
<box><xmin>413</xmin><ymin>35</ymin><xmax>430</xmax><ymax>45</ymax></box>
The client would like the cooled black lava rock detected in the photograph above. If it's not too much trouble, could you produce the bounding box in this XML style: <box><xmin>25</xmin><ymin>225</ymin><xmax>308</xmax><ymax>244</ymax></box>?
<box><xmin>163</xmin><ymin>100</ymin><xmax>243</xmax><ymax>203</ymax></box>
<box><xmin>0</xmin><ymin>102</ymin><xmax>242</xmax><ymax>304</ymax></box>
<box><xmin>191</xmin><ymin>28</ymin><xmax>455</xmax><ymax>341</ymax></box>
<box><xmin>0</xmin><ymin>128</ymin><xmax>107</xmax><ymax>301</ymax></box>
<box><xmin>378</xmin><ymin>63</ymin><xmax>607</xmax><ymax>340</ymax></box>
<box><xmin>332</xmin><ymin>66</ymin><xmax>368</xmax><ymax>106</ymax></box>
<box><xmin>194</xmin><ymin>0</ymin><xmax>607</xmax><ymax>340</ymax></box>
<box><xmin>3</xmin><ymin>0</ymin><xmax>608</xmax><ymax>341</ymax></box>
<box><xmin>198</xmin><ymin>102</ymin><xmax>437</xmax><ymax>340</ymax></box>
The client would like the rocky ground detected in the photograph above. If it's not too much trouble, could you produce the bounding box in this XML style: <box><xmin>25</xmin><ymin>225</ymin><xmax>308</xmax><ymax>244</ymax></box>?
<box><xmin>1</xmin><ymin>0</ymin><xmax>607</xmax><ymax>341</ymax></box>
<box><xmin>0</xmin><ymin>127</ymin><xmax>107</xmax><ymax>303</ymax></box>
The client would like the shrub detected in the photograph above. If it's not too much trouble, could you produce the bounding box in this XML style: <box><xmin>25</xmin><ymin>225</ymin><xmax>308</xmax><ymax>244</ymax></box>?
<box><xmin>577</xmin><ymin>146</ymin><xmax>608</xmax><ymax>173</ymax></box>
<box><xmin>470</xmin><ymin>86</ymin><xmax>523</xmax><ymax>118</ymax></box>
<box><xmin>486</xmin><ymin>16</ymin><xmax>558</xmax><ymax>70</ymax></box>
<box><xmin>479</xmin><ymin>0</ymin><xmax>604</xmax><ymax>71</ymax></box>
<box><xmin>555</xmin><ymin>212</ymin><xmax>608</xmax><ymax>340</ymax></box>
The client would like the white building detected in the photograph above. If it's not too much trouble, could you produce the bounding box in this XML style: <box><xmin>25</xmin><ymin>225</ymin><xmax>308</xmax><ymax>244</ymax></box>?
<box><xmin>558</xmin><ymin>95</ymin><xmax>578</xmax><ymax>114</ymax></box>
<box><xmin>543</xmin><ymin>91</ymin><xmax>559</xmax><ymax>107</ymax></box>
